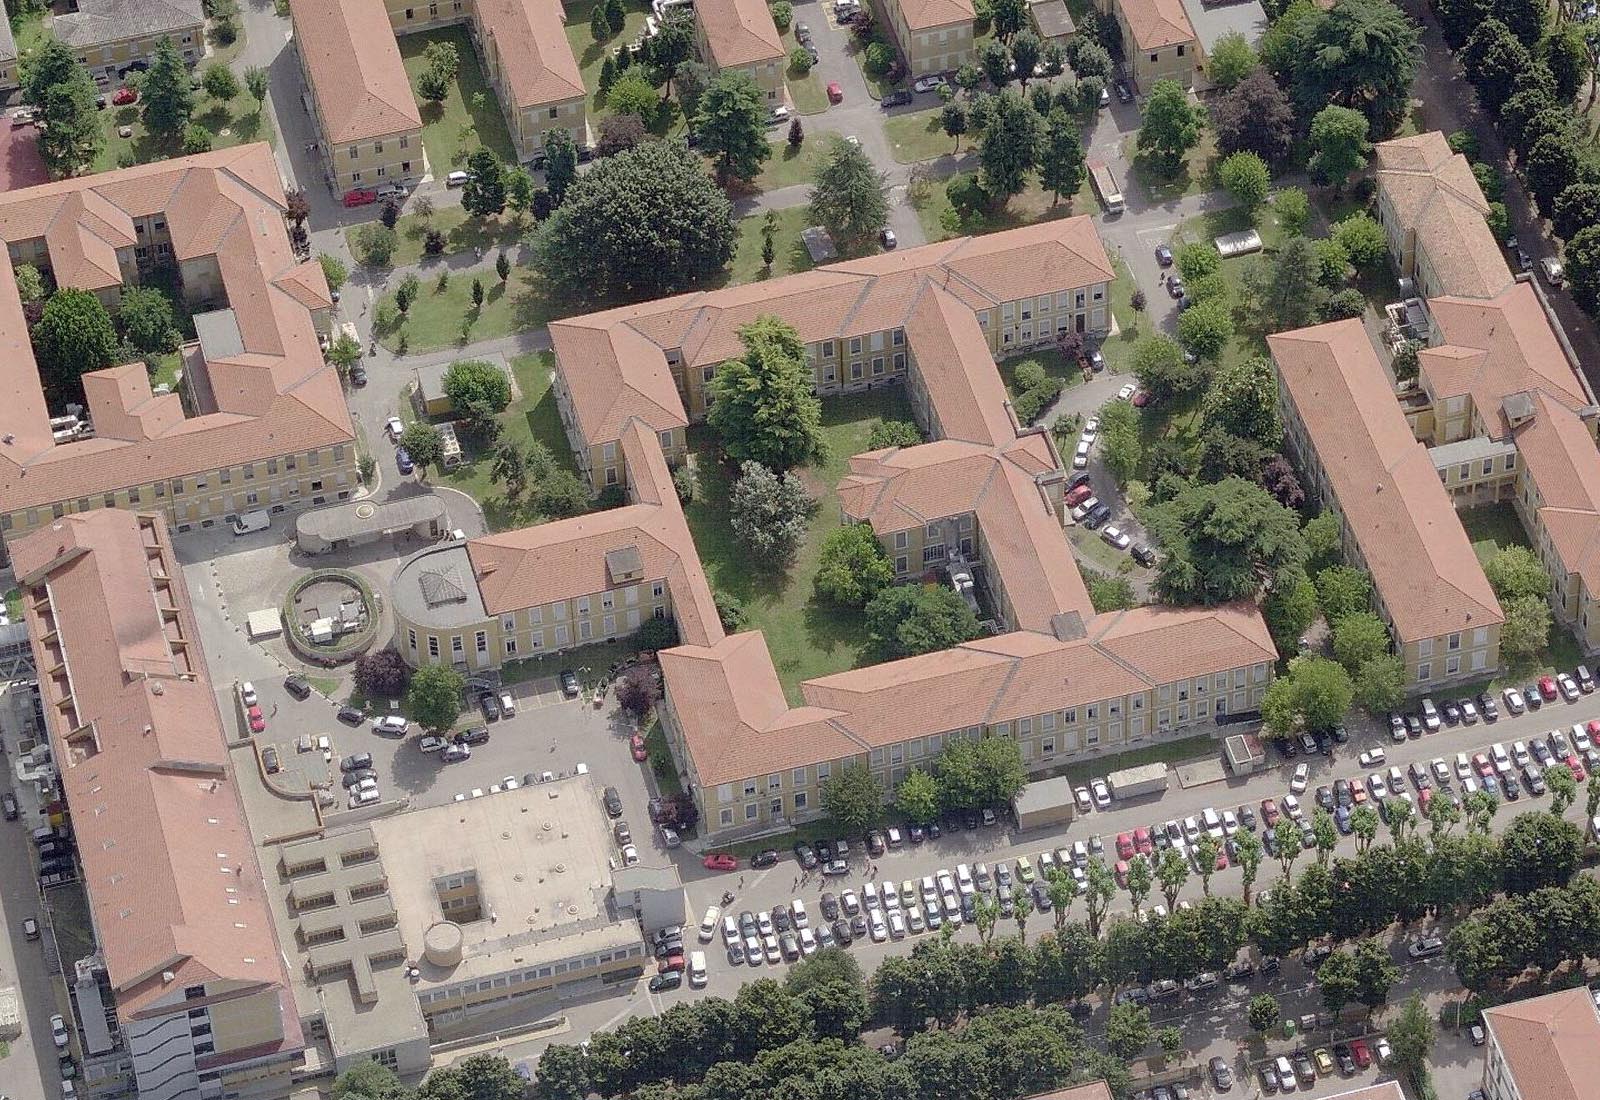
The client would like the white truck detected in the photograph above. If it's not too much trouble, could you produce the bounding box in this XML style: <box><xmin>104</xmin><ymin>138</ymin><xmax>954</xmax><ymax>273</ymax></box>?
<box><xmin>1089</xmin><ymin>161</ymin><xmax>1125</xmax><ymax>215</ymax></box>
<box><xmin>1106</xmin><ymin>762</ymin><xmax>1169</xmax><ymax>800</ymax></box>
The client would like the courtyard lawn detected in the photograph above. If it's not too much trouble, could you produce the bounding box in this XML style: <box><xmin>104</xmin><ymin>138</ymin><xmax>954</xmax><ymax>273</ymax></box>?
<box><xmin>884</xmin><ymin>107</ymin><xmax>963</xmax><ymax>164</ymax></box>
<box><xmin>909</xmin><ymin>169</ymin><xmax>1097</xmax><ymax>243</ymax></box>
<box><xmin>500</xmin><ymin>637</ymin><xmax>636</xmax><ymax>687</ymax></box>
<box><xmin>95</xmin><ymin>93</ymin><xmax>275</xmax><ymax>174</ymax></box>
<box><xmin>1460</xmin><ymin>504</ymin><xmax>1532</xmax><ymax>562</ymax></box>
<box><xmin>563</xmin><ymin>0</ymin><xmax>653</xmax><ymax>110</ymax></box>
<box><xmin>362</xmin><ymin>207</ymin><xmax>531</xmax><ymax>268</ymax></box>
<box><xmin>150</xmin><ymin>353</ymin><xmax>183</xmax><ymax>391</ymax></box>
<box><xmin>1121</xmin><ymin>129</ymin><xmax>1218</xmax><ymax>204</ymax></box>
<box><xmin>683</xmin><ymin>389</ymin><xmax>916</xmax><ymax>701</ymax></box>
<box><xmin>1051</xmin><ymin>734</ymin><xmax>1218</xmax><ymax>786</ymax></box>
<box><xmin>725</xmin><ymin>205</ymin><xmax>817</xmax><ymax>285</ymax></box>
<box><xmin>376</xmin><ymin>261</ymin><xmax>557</xmax><ymax>353</ymax></box>
<box><xmin>4</xmin><ymin>588</ymin><xmax>20</xmax><ymax>620</ymax></box>
<box><xmin>998</xmin><ymin>347</ymin><xmax>1080</xmax><ymax>399</ymax></box>
<box><xmin>400</xmin><ymin>26</ymin><xmax>517</xmax><ymax>173</ymax></box>
<box><xmin>438</xmin><ymin>352</ymin><xmax>580</xmax><ymax>530</ymax></box>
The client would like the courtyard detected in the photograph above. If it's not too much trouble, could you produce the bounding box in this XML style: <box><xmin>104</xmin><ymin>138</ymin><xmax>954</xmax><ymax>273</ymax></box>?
<box><xmin>399</xmin><ymin>25</ymin><xmax>518</xmax><ymax>172</ymax></box>
<box><xmin>683</xmin><ymin>388</ymin><xmax>915</xmax><ymax>701</ymax></box>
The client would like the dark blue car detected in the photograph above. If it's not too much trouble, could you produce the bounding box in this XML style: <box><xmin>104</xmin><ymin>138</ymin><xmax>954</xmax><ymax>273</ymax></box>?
<box><xmin>396</xmin><ymin>447</ymin><xmax>414</xmax><ymax>474</ymax></box>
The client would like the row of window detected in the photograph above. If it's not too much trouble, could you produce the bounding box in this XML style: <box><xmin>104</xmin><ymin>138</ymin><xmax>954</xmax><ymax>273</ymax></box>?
<box><xmin>1416</xmin><ymin>648</ymin><xmax>1489</xmax><ymax>683</ymax></box>
<box><xmin>413</xmin><ymin>943</ymin><xmax>644</xmax><ymax>1005</ymax></box>
<box><xmin>409</xmin><ymin>606</ymin><xmax>667</xmax><ymax>659</ymax></box>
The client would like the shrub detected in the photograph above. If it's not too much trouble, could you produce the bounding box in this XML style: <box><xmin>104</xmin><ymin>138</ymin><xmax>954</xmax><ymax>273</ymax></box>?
<box><xmin>868</xmin><ymin>419</ymin><xmax>923</xmax><ymax>449</ymax></box>
<box><xmin>354</xmin><ymin>649</ymin><xmax>410</xmax><ymax>699</ymax></box>
<box><xmin>1012</xmin><ymin>359</ymin><xmax>1049</xmax><ymax>391</ymax></box>
<box><xmin>633</xmin><ymin>617</ymin><xmax>680</xmax><ymax>652</ymax></box>
<box><xmin>715</xmin><ymin>589</ymin><xmax>748</xmax><ymax>630</ymax></box>
<box><xmin>865</xmin><ymin>41</ymin><xmax>894</xmax><ymax>74</ymax></box>
<box><xmin>771</xmin><ymin>0</ymin><xmax>793</xmax><ymax>27</ymax></box>
<box><xmin>352</xmin><ymin>223</ymin><xmax>398</xmax><ymax>266</ymax></box>
<box><xmin>790</xmin><ymin>46</ymin><xmax>815</xmax><ymax>73</ymax></box>
<box><xmin>672</xmin><ymin>464</ymin><xmax>696</xmax><ymax>503</ymax></box>
<box><xmin>423</xmin><ymin>228</ymin><xmax>446</xmax><ymax>256</ymax></box>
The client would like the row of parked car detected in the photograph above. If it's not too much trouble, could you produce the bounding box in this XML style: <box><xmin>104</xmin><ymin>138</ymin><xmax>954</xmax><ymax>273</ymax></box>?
<box><xmin>1065</xmin><ymin>471</ymin><xmax>1157</xmax><ymax>564</ymax></box>
<box><xmin>1389</xmin><ymin>667</ymin><xmax>1598</xmax><ymax>741</ymax></box>
<box><xmin>1254</xmin><ymin>1037</ymin><xmax>1390</xmax><ymax>1095</ymax></box>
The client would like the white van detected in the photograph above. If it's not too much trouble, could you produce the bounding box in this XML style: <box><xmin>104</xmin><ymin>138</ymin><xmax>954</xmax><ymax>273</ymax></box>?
<box><xmin>230</xmin><ymin>509</ymin><xmax>270</xmax><ymax>535</ymax></box>
<box><xmin>688</xmin><ymin>950</ymin><xmax>707</xmax><ymax>988</ymax></box>
<box><xmin>698</xmin><ymin>906</ymin><xmax>719</xmax><ymax>942</ymax></box>
<box><xmin>446</xmin><ymin>170</ymin><xmax>470</xmax><ymax>188</ymax></box>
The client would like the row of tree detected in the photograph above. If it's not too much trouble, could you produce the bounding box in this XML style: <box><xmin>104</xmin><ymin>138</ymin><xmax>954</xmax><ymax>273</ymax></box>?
<box><xmin>821</xmin><ymin>735</ymin><xmax>1027</xmax><ymax>832</ymax></box>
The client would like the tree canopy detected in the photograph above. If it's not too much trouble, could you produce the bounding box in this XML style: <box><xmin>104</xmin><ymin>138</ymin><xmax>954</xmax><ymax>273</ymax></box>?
<box><xmin>698</xmin><ymin>71</ymin><xmax>771</xmax><ymax>183</ymax></box>
<box><xmin>537</xmin><ymin>141</ymin><xmax>736</xmax><ymax>299</ymax></box>
<box><xmin>1146</xmin><ymin>477</ymin><xmax>1308</xmax><ymax>603</ymax></box>
<box><xmin>807</xmin><ymin>137</ymin><xmax>890</xmax><ymax>254</ymax></box>
<box><xmin>33</xmin><ymin>288</ymin><xmax>118</xmax><ymax>401</ymax></box>
<box><xmin>23</xmin><ymin>40</ymin><xmax>102</xmax><ymax>177</ymax></box>
<box><xmin>865</xmin><ymin>584</ymin><xmax>982</xmax><ymax>659</ymax></box>
<box><xmin>706</xmin><ymin>316</ymin><xmax>824</xmax><ymax>470</ymax></box>
<box><xmin>407</xmin><ymin>664</ymin><xmax>464</xmax><ymax>731</ymax></box>
<box><xmin>729</xmin><ymin>460</ymin><xmax>812</xmax><ymax>562</ymax></box>
<box><xmin>1137</xmin><ymin>80</ymin><xmax>1206</xmax><ymax>172</ymax></box>
<box><xmin>814</xmin><ymin>524</ymin><xmax>895</xmax><ymax>607</ymax></box>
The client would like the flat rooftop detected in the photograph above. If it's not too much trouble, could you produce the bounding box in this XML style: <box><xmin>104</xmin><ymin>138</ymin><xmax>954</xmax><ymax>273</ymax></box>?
<box><xmin>370</xmin><ymin>775</ymin><xmax>644</xmax><ymax>994</ymax></box>
<box><xmin>390</xmin><ymin>543</ymin><xmax>489</xmax><ymax>630</ymax></box>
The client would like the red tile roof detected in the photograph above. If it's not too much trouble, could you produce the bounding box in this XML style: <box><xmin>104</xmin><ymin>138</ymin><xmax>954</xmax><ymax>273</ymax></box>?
<box><xmin>1482</xmin><ymin>988</ymin><xmax>1600</xmax><ymax>1100</ymax></box>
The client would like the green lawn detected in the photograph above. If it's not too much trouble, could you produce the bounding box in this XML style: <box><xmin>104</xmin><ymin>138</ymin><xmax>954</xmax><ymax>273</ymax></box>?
<box><xmin>437</xmin><ymin>352</ymin><xmax>580</xmax><ymax>530</ymax></box>
<box><xmin>845</xmin><ymin>0</ymin><xmax>908</xmax><ymax>99</ymax></box>
<box><xmin>1460</xmin><ymin>504</ymin><xmax>1532</xmax><ymax>563</ymax></box>
<box><xmin>884</xmin><ymin>107</ymin><xmax>963</xmax><ymax>164</ymax></box>
<box><xmin>564</xmin><ymin>0</ymin><xmax>653</xmax><ymax>111</ymax></box>
<box><xmin>400</xmin><ymin>26</ymin><xmax>517</xmax><ymax>173</ymax></box>
<box><xmin>683</xmin><ymin>390</ymin><xmax>915</xmax><ymax>701</ymax></box>
<box><xmin>150</xmin><ymin>353</ymin><xmax>182</xmax><ymax>391</ymax></box>
<box><xmin>1122</xmin><ymin>129</ymin><xmax>1218</xmax><ymax>204</ymax></box>
<box><xmin>998</xmin><ymin>347</ymin><xmax>1080</xmax><ymax>399</ymax></box>
<box><xmin>12</xmin><ymin>9</ymin><xmax>48</xmax><ymax>63</ymax></box>
<box><xmin>500</xmin><ymin>637</ymin><xmax>636</xmax><ymax>687</ymax></box>
<box><xmin>1068</xmin><ymin>523</ymin><xmax>1134</xmax><ymax>575</ymax></box>
<box><xmin>909</xmin><ymin>169</ymin><xmax>1096</xmax><ymax>243</ymax></box>
<box><xmin>95</xmin><ymin>94</ymin><xmax>275</xmax><ymax>174</ymax></box>
<box><xmin>725</xmin><ymin>205</ymin><xmax>817</xmax><ymax>285</ymax></box>
<box><xmin>780</xmin><ymin>25</ymin><xmax>829</xmax><ymax>114</ymax></box>
<box><xmin>755</xmin><ymin>137</ymin><xmax>827</xmax><ymax>191</ymax></box>
<box><xmin>363</xmin><ymin>208</ymin><xmax>531</xmax><ymax>268</ymax></box>
<box><xmin>4</xmin><ymin>588</ymin><xmax>20</xmax><ymax>620</ymax></box>
<box><xmin>376</xmin><ymin>264</ymin><xmax>556</xmax><ymax>353</ymax></box>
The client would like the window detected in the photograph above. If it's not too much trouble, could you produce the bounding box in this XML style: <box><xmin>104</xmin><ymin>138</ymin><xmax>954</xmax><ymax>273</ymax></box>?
<box><xmin>400</xmin><ymin>136</ymin><xmax>409</xmax><ymax>149</ymax></box>
<box><xmin>505</xmin><ymin>638</ymin><xmax>518</xmax><ymax>655</ymax></box>
<box><xmin>549</xmin><ymin>106</ymin><xmax>559</xmax><ymax>119</ymax></box>
<box><xmin>350</xmin><ymin>147</ymin><xmax>359</xmax><ymax>160</ymax></box>
<box><xmin>794</xmin><ymin>792</ymin><xmax>808</xmax><ymax>810</ymax></box>
<box><xmin>475</xmin><ymin>632</ymin><xmax>487</xmax><ymax>654</ymax></box>
<box><xmin>1417</xmin><ymin>662</ymin><xmax>1431</xmax><ymax>682</ymax></box>
<box><xmin>1447</xmin><ymin>632</ymin><xmax>1461</xmax><ymax>651</ymax></box>
<box><xmin>374</xmin><ymin>141</ymin><xmax>383</xmax><ymax>154</ymax></box>
<box><xmin>850</xmin><ymin>336</ymin><xmax>863</xmax><ymax>355</ymax></box>
<box><xmin>822</xmin><ymin>340</ymin><xmax>835</xmax><ymax>357</ymax></box>
<box><xmin>428</xmin><ymin>636</ymin><xmax>440</xmax><ymax>658</ymax></box>
<box><xmin>892</xmin><ymin>328</ymin><xmax>905</xmax><ymax>346</ymax></box>
<box><xmin>451</xmin><ymin>636</ymin><xmax>464</xmax><ymax>655</ymax></box>
<box><xmin>745</xmin><ymin>803</ymin><xmax>759</xmax><ymax>821</ymax></box>
<box><xmin>1177</xmin><ymin>43</ymin><xmax>1185</xmax><ymax>55</ymax></box>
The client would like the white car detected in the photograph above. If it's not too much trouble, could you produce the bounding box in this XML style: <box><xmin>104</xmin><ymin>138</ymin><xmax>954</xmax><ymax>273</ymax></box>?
<box><xmin>869</xmin><ymin>910</ymin><xmax>888</xmax><ymax>942</ymax></box>
<box><xmin>1502</xmin><ymin>686</ymin><xmax>1526</xmax><ymax>714</ymax></box>
<box><xmin>887</xmin><ymin>910</ymin><xmax>907</xmax><ymax>939</ymax></box>
<box><xmin>347</xmin><ymin>787</ymin><xmax>380</xmax><ymax>809</ymax></box>
<box><xmin>1455</xmin><ymin>751</ymin><xmax>1472</xmax><ymax>780</ymax></box>
<box><xmin>1221</xmin><ymin>809</ymin><xmax>1239</xmax><ymax>835</ymax></box>
<box><xmin>239</xmin><ymin>681</ymin><xmax>257</xmax><ymax>706</ymax></box>
<box><xmin>621</xmin><ymin>844</ymin><xmax>641</xmax><ymax>866</ymax></box>
<box><xmin>1083</xmin><ymin>416</ymin><xmax>1101</xmax><ymax>438</ymax></box>
<box><xmin>913</xmin><ymin>74</ymin><xmax>947</xmax><ymax>93</ymax></box>
<box><xmin>763</xmin><ymin>934</ymin><xmax>782</xmax><ymax>964</ymax></box>
<box><xmin>791</xmin><ymin>899</ymin><xmax>809</xmax><ymax>928</ymax></box>
<box><xmin>1073</xmin><ymin>440</ymin><xmax>1090</xmax><ymax>468</ymax></box>
<box><xmin>1074</xmin><ymin>786</ymin><xmax>1093</xmax><ymax>814</ymax></box>
<box><xmin>1182</xmin><ymin>816</ymin><xmax>1201</xmax><ymax>843</ymax></box>
<box><xmin>744</xmin><ymin>932</ymin><xmax>762</xmax><ymax>963</ymax></box>
<box><xmin>799</xmin><ymin>927</ymin><xmax>819</xmax><ymax>954</ymax></box>
<box><xmin>1101</xmin><ymin>525</ymin><xmax>1131</xmax><ymax>550</ymax></box>
<box><xmin>419</xmin><ymin>735</ymin><xmax>448</xmax><ymax>752</ymax></box>
<box><xmin>443</xmin><ymin>743</ymin><xmax>470</xmax><ymax>762</ymax></box>
<box><xmin>372</xmin><ymin>715</ymin><xmax>408</xmax><ymax>736</ymax></box>
<box><xmin>699</xmin><ymin>907</ymin><xmax>720</xmax><ymax>942</ymax></box>
<box><xmin>1071</xmin><ymin>497</ymin><xmax>1100</xmax><ymax>521</ymax></box>
<box><xmin>1357</xmin><ymin>747</ymin><xmax>1386</xmax><ymax>768</ymax></box>
<box><xmin>385</xmin><ymin>415</ymin><xmax>405</xmax><ymax>439</ymax></box>
<box><xmin>50</xmin><ymin>1015</ymin><xmax>69</xmax><ymax>1050</ymax></box>
<box><xmin>1289</xmin><ymin>762</ymin><xmax>1309</xmax><ymax>794</ymax></box>
<box><xmin>1282</xmin><ymin>793</ymin><xmax>1302</xmax><ymax>820</ymax></box>
<box><xmin>840</xmin><ymin>888</ymin><xmax>860</xmax><ymax>914</ymax></box>
<box><xmin>1118</xmin><ymin>381</ymin><xmax>1137</xmax><ymax>400</ymax></box>
<box><xmin>1090</xmin><ymin>777</ymin><xmax>1112</xmax><ymax>809</ymax></box>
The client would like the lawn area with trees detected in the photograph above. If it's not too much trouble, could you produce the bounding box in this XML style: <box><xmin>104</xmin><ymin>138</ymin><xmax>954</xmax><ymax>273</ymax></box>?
<box><xmin>725</xmin><ymin>206</ymin><xmax>817</xmax><ymax>284</ymax></box>
<box><xmin>399</xmin><ymin>26</ymin><xmax>517</xmax><ymax>171</ymax></box>
<box><xmin>374</xmin><ymin>263</ymin><xmax>553</xmax><ymax>353</ymax></box>
<box><xmin>683</xmin><ymin>390</ymin><xmax>916</xmax><ymax>701</ymax></box>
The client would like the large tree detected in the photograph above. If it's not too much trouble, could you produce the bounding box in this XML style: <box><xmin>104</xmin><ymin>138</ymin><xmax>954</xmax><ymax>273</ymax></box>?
<box><xmin>1038</xmin><ymin>108</ymin><xmax>1086</xmax><ymax>205</ymax></box>
<box><xmin>1210</xmin><ymin>68</ymin><xmax>1295</xmax><ymax>165</ymax></box>
<box><xmin>406</xmin><ymin>664</ymin><xmax>464</xmax><ymax>731</ymax></box>
<box><xmin>415</xmin><ymin>39</ymin><xmax>461</xmax><ymax>102</ymax></box>
<box><xmin>23</xmin><ymin>40</ymin><xmax>102</xmax><ymax>176</ymax></box>
<box><xmin>1131</xmin><ymin>334</ymin><xmax>1204</xmax><ymax>399</ymax></box>
<box><xmin>32</xmin><ymin>288</ymin><xmax>118</xmax><ymax>400</ymax></box>
<box><xmin>978</xmin><ymin>91</ymin><xmax>1043</xmax><ymax>202</ymax></box>
<box><xmin>1285</xmin><ymin>0</ymin><xmax>1420</xmax><ymax>135</ymax></box>
<box><xmin>1525</xmin><ymin>131</ymin><xmax>1581</xmax><ymax>213</ymax></box>
<box><xmin>814</xmin><ymin>523</ymin><xmax>894</xmax><ymax>606</ymax></box>
<box><xmin>1147</xmin><ymin>476</ymin><xmax>1308</xmax><ymax>603</ymax></box>
<box><xmin>1484</xmin><ymin>545</ymin><xmax>1550</xmax><ymax>601</ymax></box>
<box><xmin>537</xmin><ymin>141</ymin><xmax>736</xmax><ymax>298</ymax></box>
<box><xmin>729</xmin><ymin>460</ymin><xmax>811</xmax><ymax>561</ymax></box>
<box><xmin>461</xmin><ymin>149</ymin><xmax>508</xmax><ymax>216</ymax></box>
<box><xmin>864</xmin><ymin>584</ymin><xmax>982</xmax><ymax>659</ymax></box>
<box><xmin>142</xmin><ymin>36</ymin><xmax>196</xmax><ymax>138</ymax></box>
<box><xmin>1308</xmin><ymin>105</ymin><xmax>1370</xmax><ymax>187</ymax></box>
<box><xmin>1250</xmin><ymin>235</ymin><xmax>1326</xmax><ymax>329</ymax></box>
<box><xmin>117</xmin><ymin>286</ymin><xmax>181</xmax><ymax>353</ymax></box>
<box><xmin>1219</xmin><ymin>150</ymin><xmax>1270</xmax><ymax>211</ymax></box>
<box><xmin>697</xmin><ymin>71</ymin><xmax>770</xmax><ymax>184</ymax></box>
<box><xmin>1202</xmin><ymin>356</ymin><xmax>1280</xmax><ymax>446</ymax></box>
<box><xmin>807</xmin><ymin>137</ymin><xmax>889</xmax><ymax>254</ymax></box>
<box><xmin>1262</xmin><ymin>655</ymin><xmax>1354</xmax><ymax>734</ymax></box>
<box><xmin>822</xmin><ymin>763</ymin><xmax>885</xmax><ymax>833</ymax></box>
<box><xmin>1500</xmin><ymin>594</ymin><xmax>1551</xmax><ymax>665</ymax></box>
<box><xmin>706</xmin><ymin>315</ymin><xmax>823</xmax><ymax>470</ymax></box>
<box><xmin>932</xmin><ymin>735</ymin><xmax>1027</xmax><ymax>809</ymax></box>
<box><xmin>1137</xmin><ymin>79</ymin><xmax>1205</xmax><ymax>172</ymax></box>
<box><xmin>1463</xmin><ymin>19</ymin><xmax>1532</xmax><ymax>108</ymax></box>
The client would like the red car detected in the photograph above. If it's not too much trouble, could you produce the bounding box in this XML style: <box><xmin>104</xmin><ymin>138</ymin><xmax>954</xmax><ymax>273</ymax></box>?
<box><xmin>1065</xmin><ymin>483</ymin><xmax>1094</xmax><ymax>508</ymax></box>
<box><xmin>658</xmin><ymin>953</ymin><xmax>685</xmax><ymax>974</ymax></box>
<box><xmin>343</xmin><ymin>188</ymin><xmax>378</xmax><ymax>208</ymax></box>
<box><xmin>826</xmin><ymin>81</ymin><xmax>843</xmax><ymax>103</ymax></box>
<box><xmin>112</xmin><ymin>87</ymin><xmax>137</xmax><ymax>106</ymax></box>
<box><xmin>1260</xmin><ymin>797</ymin><xmax>1280</xmax><ymax>827</ymax></box>
<box><xmin>1474</xmin><ymin>752</ymin><xmax>1494</xmax><ymax>779</ymax></box>
<box><xmin>703</xmin><ymin>853</ymin><xmax>738</xmax><ymax>871</ymax></box>
<box><xmin>1349</xmin><ymin>1039</ymin><xmax>1371</xmax><ymax>1069</ymax></box>
<box><xmin>1114</xmin><ymin>859</ymin><xmax>1130</xmax><ymax>887</ymax></box>
<box><xmin>1418</xmin><ymin>787</ymin><xmax>1433</xmax><ymax>814</ymax></box>
<box><xmin>1133</xmin><ymin>826</ymin><xmax>1153</xmax><ymax>855</ymax></box>
<box><xmin>1538</xmin><ymin>675</ymin><xmax>1559</xmax><ymax>701</ymax></box>
<box><xmin>1566</xmin><ymin>753</ymin><xmax>1588</xmax><ymax>781</ymax></box>
<box><xmin>630</xmin><ymin>733</ymin><xmax>648</xmax><ymax>761</ymax></box>
<box><xmin>1587</xmin><ymin>719</ymin><xmax>1600</xmax><ymax>739</ymax></box>
<box><xmin>247</xmin><ymin>705</ymin><xmax>265</xmax><ymax>733</ymax></box>
<box><xmin>1213</xmin><ymin>847</ymin><xmax>1228</xmax><ymax>871</ymax></box>
<box><xmin>1131</xmin><ymin>390</ymin><xmax>1151</xmax><ymax>408</ymax></box>
<box><xmin>1115</xmin><ymin>832</ymin><xmax>1134</xmax><ymax>859</ymax></box>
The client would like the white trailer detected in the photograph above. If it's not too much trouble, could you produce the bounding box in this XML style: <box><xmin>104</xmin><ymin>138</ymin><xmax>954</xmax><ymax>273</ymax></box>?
<box><xmin>1106</xmin><ymin>762</ymin><xmax>1169</xmax><ymax>800</ymax></box>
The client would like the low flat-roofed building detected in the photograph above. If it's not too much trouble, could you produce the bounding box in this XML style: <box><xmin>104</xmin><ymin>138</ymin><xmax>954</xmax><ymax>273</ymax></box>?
<box><xmin>1481</xmin><ymin>988</ymin><xmax>1600</xmax><ymax>1100</ymax></box>
<box><xmin>294</xmin><ymin>493</ymin><xmax>449</xmax><ymax>554</ymax></box>
<box><xmin>881</xmin><ymin>0</ymin><xmax>976</xmax><ymax>76</ymax></box>
<box><xmin>1178</xmin><ymin>0</ymin><xmax>1266</xmax><ymax>90</ymax></box>
<box><xmin>12</xmin><ymin>510</ymin><xmax>303</xmax><ymax>1100</ymax></box>
<box><xmin>272</xmin><ymin>828</ymin><xmax>431</xmax><ymax>1077</ymax></box>
<box><xmin>370</xmin><ymin>774</ymin><xmax>650</xmax><ymax>1031</ymax></box>
<box><xmin>1375</xmin><ymin>132</ymin><xmax>1512</xmax><ymax>301</ymax></box>
<box><xmin>693</xmin><ymin>0</ymin><xmax>786</xmax><ymax>103</ymax></box>
<box><xmin>1012</xmin><ymin>774</ymin><xmax>1078</xmax><ymax>830</ymax></box>
<box><xmin>288</xmin><ymin>0</ymin><xmax>424</xmax><ymax>195</ymax></box>
<box><xmin>54</xmin><ymin>0</ymin><xmax>204</xmax><ymax>85</ymax></box>
<box><xmin>0</xmin><ymin>145</ymin><xmax>358</xmax><ymax>561</ymax></box>
<box><xmin>1271</xmin><ymin>317</ymin><xmax>1503</xmax><ymax>689</ymax></box>
<box><xmin>1028</xmin><ymin>0</ymin><xmax>1077</xmax><ymax>43</ymax></box>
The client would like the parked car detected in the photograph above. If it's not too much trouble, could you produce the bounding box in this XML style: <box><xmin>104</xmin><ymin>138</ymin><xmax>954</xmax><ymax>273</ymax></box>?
<box><xmin>882</xmin><ymin>90</ymin><xmax>912</xmax><ymax>107</ymax></box>
<box><xmin>445</xmin><ymin>170</ymin><xmax>470</xmax><ymax>188</ymax></box>
<box><xmin>372</xmin><ymin>715</ymin><xmax>408</xmax><ymax>736</ymax></box>
<box><xmin>826</xmin><ymin>81</ymin><xmax>844</xmax><ymax>103</ymax></box>
<box><xmin>342</xmin><ymin>188</ymin><xmax>378</xmax><ymax>207</ymax></box>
